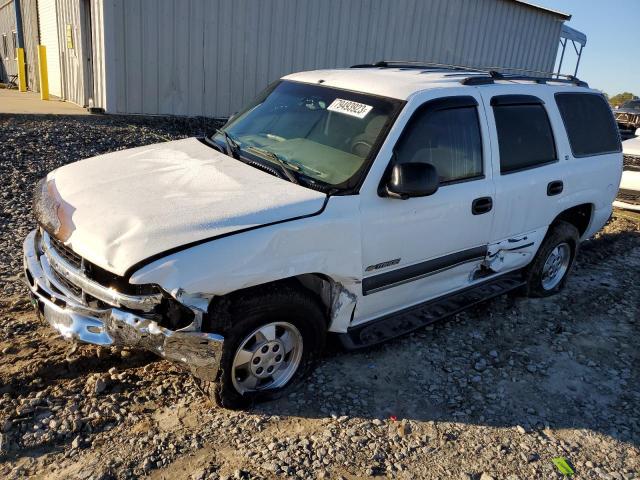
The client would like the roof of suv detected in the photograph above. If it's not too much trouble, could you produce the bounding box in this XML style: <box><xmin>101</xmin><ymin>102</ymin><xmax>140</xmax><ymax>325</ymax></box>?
<box><xmin>284</xmin><ymin>67</ymin><xmax>590</xmax><ymax>101</ymax></box>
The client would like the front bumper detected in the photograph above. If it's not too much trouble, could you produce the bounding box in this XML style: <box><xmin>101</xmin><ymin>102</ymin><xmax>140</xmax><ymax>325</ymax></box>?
<box><xmin>613</xmin><ymin>200</ymin><xmax>640</xmax><ymax>212</ymax></box>
<box><xmin>23</xmin><ymin>229</ymin><xmax>223</xmax><ymax>381</ymax></box>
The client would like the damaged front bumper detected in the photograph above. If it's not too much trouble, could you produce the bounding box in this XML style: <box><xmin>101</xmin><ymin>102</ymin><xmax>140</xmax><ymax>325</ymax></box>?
<box><xmin>23</xmin><ymin>229</ymin><xmax>223</xmax><ymax>381</ymax></box>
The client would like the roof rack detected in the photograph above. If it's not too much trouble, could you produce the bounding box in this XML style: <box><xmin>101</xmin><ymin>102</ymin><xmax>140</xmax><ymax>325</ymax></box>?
<box><xmin>350</xmin><ymin>60</ymin><xmax>484</xmax><ymax>72</ymax></box>
<box><xmin>461</xmin><ymin>70</ymin><xmax>588</xmax><ymax>88</ymax></box>
<box><xmin>350</xmin><ymin>60</ymin><xmax>589</xmax><ymax>88</ymax></box>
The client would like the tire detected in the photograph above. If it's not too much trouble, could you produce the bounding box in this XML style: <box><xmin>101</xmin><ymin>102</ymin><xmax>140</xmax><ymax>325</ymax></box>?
<box><xmin>524</xmin><ymin>221</ymin><xmax>580</xmax><ymax>298</ymax></box>
<box><xmin>204</xmin><ymin>283</ymin><xmax>326</xmax><ymax>409</ymax></box>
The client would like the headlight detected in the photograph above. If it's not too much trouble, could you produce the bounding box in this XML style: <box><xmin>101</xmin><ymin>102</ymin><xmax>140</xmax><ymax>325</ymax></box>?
<box><xmin>33</xmin><ymin>176</ymin><xmax>75</xmax><ymax>241</ymax></box>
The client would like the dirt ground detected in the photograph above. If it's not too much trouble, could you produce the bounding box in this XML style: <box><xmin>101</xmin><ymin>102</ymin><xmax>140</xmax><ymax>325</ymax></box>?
<box><xmin>0</xmin><ymin>114</ymin><xmax>639</xmax><ymax>479</ymax></box>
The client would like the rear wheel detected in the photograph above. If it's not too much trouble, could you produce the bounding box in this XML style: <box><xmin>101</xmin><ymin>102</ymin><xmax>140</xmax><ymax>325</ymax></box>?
<box><xmin>524</xmin><ymin>221</ymin><xmax>579</xmax><ymax>297</ymax></box>
<box><xmin>205</xmin><ymin>284</ymin><xmax>326</xmax><ymax>409</ymax></box>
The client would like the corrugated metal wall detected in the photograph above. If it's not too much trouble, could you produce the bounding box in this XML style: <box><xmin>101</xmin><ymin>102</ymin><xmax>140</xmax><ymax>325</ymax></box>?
<box><xmin>90</xmin><ymin>0</ymin><xmax>106</xmax><ymax>108</ymax></box>
<box><xmin>57</xmin><ymin>0</ymin><xmax>92</xmax><ymax>106</ymax></box>
<box><xmin>101</xmin><ymin>0</ymin><xmax>564</xmax><ymax>117</ymax></box>
<box><xmin>21</xmin><ymin>0</ymin><xmax>39</xmax><ymax>91</ymax></box>
<box><xmin>0</xmin><ymin>0</ymin><xmax>16</xmax><ymax>83</ymax></box>
<box><xmin>0</xmin><ymin>0</ymin><xmax>39</xmax><ymax>89</ymax></box>
<box><xmin>38</xmin><ymin>0</ymin><xmax>63</xmax><ymax>97</ymax></box>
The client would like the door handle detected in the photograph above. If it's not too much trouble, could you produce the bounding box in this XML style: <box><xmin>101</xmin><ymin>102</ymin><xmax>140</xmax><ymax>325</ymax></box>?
<box><xmin>547</xmin><ymin>180</ymin><xmax>564</xmax><ymax>196</ymax></box>
<box><xmin>472</xmin><ymin>196</ymin><xmax>493</xmax><ymax>215</ymax></box>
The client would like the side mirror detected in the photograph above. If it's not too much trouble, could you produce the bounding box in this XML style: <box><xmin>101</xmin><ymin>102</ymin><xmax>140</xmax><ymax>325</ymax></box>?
<box><xmin>385</xmin><ymin>162</ymin><xmax>439</xmax><ymax>199</ymax></box>
<box><xmin>635</xmin><ymin>128</ymin><xmax>640</xmax><ymax>137</ymax></box>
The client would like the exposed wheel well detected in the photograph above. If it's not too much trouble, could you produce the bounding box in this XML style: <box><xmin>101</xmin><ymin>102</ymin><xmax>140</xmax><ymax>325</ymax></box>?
<box><xmin>552</xmin><ymin>204</ymin><xmax>593</xmax><ymax>238</ymax></box>
<box><xmin>205</xmin><ymin>274</ymin><xmax>344</xmax><ymax>333</ymax></box>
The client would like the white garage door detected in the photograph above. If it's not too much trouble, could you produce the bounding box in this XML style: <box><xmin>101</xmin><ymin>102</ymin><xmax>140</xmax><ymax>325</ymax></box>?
<box><xmin>37</xmin><ymin>0</ymin><xmax>62</xmax><ymax>98</ymax></box>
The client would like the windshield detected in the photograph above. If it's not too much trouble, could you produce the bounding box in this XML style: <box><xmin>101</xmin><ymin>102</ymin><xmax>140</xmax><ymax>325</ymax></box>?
<box><xmin>213</xmin><ymin>80</ymin><xmax>401</xmax><ymax>188</ymax></box>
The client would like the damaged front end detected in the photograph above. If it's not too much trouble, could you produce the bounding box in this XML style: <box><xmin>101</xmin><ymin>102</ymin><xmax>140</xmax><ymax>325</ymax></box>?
<box><xmin>23</xmin><ymin>228</ymin><xmax>223</xmax><ymax>381</ymax></box>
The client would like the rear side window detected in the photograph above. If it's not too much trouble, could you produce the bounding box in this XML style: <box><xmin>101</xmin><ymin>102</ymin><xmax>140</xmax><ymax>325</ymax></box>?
<box><xmin>395</xmin><ymin>101</ymin><xmax>483</xmax><ymax>184</ymax></box>
<box><xmin>492</xmin><ymin>96</ymin><xmax>557</xmax><ymax>174</ymax></box>
<box><xmin>555</xmin><ymin>93</ymin><xmax>621</xmax><ymax>157</ymax></box>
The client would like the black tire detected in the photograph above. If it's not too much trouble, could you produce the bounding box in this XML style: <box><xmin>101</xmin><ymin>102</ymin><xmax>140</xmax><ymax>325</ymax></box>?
<box><xmin>204</xmin><ymin>283</ymin><xmax>326</xmax><ymax>409</ymax></box>
<box><xmin>524</xmin><ymin>221</ymin><xmax>580</xmax><ymax>298</ymax></box>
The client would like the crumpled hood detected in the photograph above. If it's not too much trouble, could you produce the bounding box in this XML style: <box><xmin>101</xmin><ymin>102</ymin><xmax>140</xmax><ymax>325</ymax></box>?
<box><xmin>44</xmin><ymin>138</ymin><xmax>326</xmax><ymax>276</ymax></box>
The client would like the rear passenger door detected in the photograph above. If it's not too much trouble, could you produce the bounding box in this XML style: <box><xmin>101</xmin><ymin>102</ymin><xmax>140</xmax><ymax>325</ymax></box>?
<box><xmin>480</xmin><ymin>89</ymin><xmax>566</xmax><ymax>272</ymax></box>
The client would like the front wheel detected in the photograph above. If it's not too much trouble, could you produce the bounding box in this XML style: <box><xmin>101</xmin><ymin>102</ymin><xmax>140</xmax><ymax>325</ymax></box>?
<box><xmin>524</xmin><ymin>221</ymin><xmax>579</xmax><ymax>297</ymax></box>
<box><xmin>205</xmin><ymin>284</ymin><xmax>326</xmax><ymax>409</ymax></box>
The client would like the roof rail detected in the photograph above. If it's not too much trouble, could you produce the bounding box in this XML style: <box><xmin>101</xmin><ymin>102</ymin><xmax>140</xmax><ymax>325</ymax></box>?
<box><xmin>350</xmin><ymin>60</ymin><xmax>484</xmax><ymax>72</ymax></box>
<box><xmin>461</xmin><ymin>70</ymin><xmax>589</xmax><ymax>88</ymax></box>
<box><xmin>350</xmin><ymin>60</ymin><xmax>589</xmax><ymax>88</ymax></box>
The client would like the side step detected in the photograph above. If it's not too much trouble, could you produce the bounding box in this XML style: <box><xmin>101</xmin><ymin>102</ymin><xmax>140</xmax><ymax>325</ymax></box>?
<box><xmin>339</xmin><ymin>274</ymin><xmax>525</xmax><ymax>350</ymax></box>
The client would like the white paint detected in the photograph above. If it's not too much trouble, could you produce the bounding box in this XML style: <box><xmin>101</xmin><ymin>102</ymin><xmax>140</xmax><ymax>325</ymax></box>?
<box><xmin>49</xmin><ymin>138</ymin><xmax>326</xmax><ymax>275</ymax></box>
<box><xmin>37</xmin><ymin>0</ymin><xmax>62</xmax><ymax>97</ymax></box>
<box><xmin>356</xmin><ymin>87</ymin><xmax>495</xmax><ymax>321</ymax></box>
<box><xmin>486</xmin><ymin>228</ymin><xmax>548</xmax><ymax>273</ymax></box>
<box><xmin>613</xmin><ymin>136</ymin><xmax>640</xmax><ymax>211</ymax></box>
<box><xmin>43</xmin><ymin>71</ymin><xmax>621</xmax><ymax>335</ymax></box>
<box><xmin>622</xmin><ymin>135</ymin><xmax>640</xmax><ymax>156</ymax></box>
<box><xmin>613</xmin><ymin>170</ymin><xmax>640</xmax><ymax>212</ymax></box>
<box><xmin>285</xmin><ymin>68</ymin><xmax>468</xmax><ymax>101</ymax></box>
<box><xmin>130</xmin><ymin>195</ymin><xmax>363</xmax><ymax>333</ymax></box>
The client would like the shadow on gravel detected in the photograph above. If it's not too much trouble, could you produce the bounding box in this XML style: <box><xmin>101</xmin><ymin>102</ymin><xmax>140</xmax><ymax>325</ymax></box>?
<box><xmin>257</xmin><ymin>226</ymin><xmax>640</xmax><ymax>446</ymax></box>
<box><xmin>0</xmin><ymin>342</ymin><xmax>157</xmax><ymax>396</ymax></box>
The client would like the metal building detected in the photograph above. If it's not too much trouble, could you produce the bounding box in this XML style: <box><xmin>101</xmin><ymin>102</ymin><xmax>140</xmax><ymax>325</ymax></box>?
<box><xmin>0</xmin><ymin>1</ymin><xmax>18</xmax><ymax>84</ymax></box>
<box><xmin>0</xmin><ymin>0</ymin><xmax>39</xmax><ymax>90</ymax></box>
<box><xmin>3</xmin><ymin>0</ymin><xmax>584</xmax><ymax>119</ymax></box>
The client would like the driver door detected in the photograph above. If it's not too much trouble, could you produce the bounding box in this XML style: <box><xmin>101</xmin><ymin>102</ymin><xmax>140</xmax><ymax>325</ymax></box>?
<box><xmin>355</xmin><ymin>92</ymin><xmax>496</xmax><ymax>324</ymax></box>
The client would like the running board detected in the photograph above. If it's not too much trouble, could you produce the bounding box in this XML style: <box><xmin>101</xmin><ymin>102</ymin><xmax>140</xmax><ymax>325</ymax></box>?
<box><xmin>339</xmin><ymin>274</ymin><xmax>525</xmax><ymax>350</ymax></box>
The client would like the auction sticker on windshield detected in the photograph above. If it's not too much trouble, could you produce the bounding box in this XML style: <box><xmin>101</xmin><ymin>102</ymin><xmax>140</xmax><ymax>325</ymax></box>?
<box><xmin>327</xmin><ymin>99</ymin><xmax>373</xmax><ymax>119</ymax></box>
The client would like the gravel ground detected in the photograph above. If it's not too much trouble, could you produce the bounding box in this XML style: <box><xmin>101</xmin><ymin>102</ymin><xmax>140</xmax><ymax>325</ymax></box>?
<box><xmin>0</xmin><ymin>113</ymin><xmax>639</xmax><ymax>480</ymax></box>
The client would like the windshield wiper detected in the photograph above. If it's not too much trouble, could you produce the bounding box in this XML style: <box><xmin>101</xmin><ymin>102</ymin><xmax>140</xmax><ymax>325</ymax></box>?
<box><xmin>216</xmin><ymin>129</ymin><xmax>241</xmax><ymax>159</ymax></box>
<box><xmin>246</xmin><ymin>146</ymin><xmax>299</xmax><ymax>185</ymax></box>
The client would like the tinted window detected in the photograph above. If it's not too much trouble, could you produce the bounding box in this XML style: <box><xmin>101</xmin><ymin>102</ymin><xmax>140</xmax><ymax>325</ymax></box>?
<box><xmin>493</xmin><ymin>102</ymin><xmax>556</xmax><ymax>173</ymax></box>
<box><xmin>395</xmin><ymin>106</ymin><xmax>483</xmax><ymax>183</ymax></box>
<box><xmin>556</xmin><ymin>93</ymin><xmax>622</xmax><ymax>157</ymax></box>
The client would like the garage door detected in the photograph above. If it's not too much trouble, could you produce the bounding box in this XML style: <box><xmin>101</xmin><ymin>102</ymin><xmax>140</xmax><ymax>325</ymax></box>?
<box><xmin>37</xmin><ymin>0</ymin><xmax>62</xmax><ymax>97</ymax></box>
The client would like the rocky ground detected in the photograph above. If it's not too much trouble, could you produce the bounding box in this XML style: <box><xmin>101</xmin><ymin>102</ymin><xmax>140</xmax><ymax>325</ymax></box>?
<box><xmin>0</xmin><ymin>114</ymin><xmax>639</xmax><ymax>479</ymax></box>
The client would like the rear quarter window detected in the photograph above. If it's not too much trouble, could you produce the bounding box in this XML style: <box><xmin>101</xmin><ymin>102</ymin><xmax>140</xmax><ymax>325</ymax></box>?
<box><xmin>555</xmin><ymin>93</ymin><xmax>622</xmax><ymax>157</ymax></box>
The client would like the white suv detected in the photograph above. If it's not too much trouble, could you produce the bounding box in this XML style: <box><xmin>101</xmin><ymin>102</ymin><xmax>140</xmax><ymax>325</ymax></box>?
<box><xmin>24</xmin><ymin>62</ymin><xmax>623</xmax><ymax>408</ymax></box>
<box><xmin>614</xmin><ymin>129</ymin><xmax>640</xmax><ymax>211</ymax></box>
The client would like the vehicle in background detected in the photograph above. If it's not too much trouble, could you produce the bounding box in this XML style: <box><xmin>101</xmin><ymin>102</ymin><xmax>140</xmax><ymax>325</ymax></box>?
<box><xmin>614</xmin><ymin>128</ymin><xmax>640</xmax><ymax>212</ymax></box>
<box><xmin>614</xmin><ymin>99</ymin><xmax>640</xmax><ymax>139</ymax></box>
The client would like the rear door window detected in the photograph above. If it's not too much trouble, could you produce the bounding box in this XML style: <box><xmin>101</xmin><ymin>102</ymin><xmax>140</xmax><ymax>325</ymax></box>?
<box><xmin>492</xmin><ymin>96</ymin><xmax>557</xmax><ymax>174</ymax></box>
<box><xmin>555</xmin><ymin>93</ymin><xmax>622</xmax><ymax>157</ymax></box>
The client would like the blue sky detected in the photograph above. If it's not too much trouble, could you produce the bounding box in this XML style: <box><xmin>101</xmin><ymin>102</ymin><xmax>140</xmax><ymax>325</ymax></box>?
<box><xmin>531</xmin><ymin>0</ymin><xmax>639</xmax><ymax>96</ymax></box>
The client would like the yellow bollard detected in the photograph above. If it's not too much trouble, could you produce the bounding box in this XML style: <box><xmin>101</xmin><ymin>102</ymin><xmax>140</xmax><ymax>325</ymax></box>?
<box><xmin>17</xmin><ymin>47</ymin><xmax>27</xmax><ymax>92</ymax></box>
<box><xmin>37</xmin><ymin>45</ymin><xmax>49</xmax><ymax>100</ymax></box>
